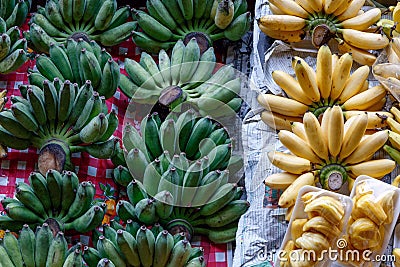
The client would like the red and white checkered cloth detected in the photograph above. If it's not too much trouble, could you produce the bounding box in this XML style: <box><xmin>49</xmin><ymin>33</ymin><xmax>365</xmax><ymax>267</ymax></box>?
<box><xmin>0</xmin><ymin>32</ymin><xmax>232</xmax><ymax>266</ymax></box>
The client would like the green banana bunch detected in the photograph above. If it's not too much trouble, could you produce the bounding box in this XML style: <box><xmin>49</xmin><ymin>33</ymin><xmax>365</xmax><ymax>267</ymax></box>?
<box><xmin>0</xmin><ymin>79</ymin><xmax>119</xmax><ymax>174</ymax></box>
<box><xmin>0</xmin><ymin>17</ymin><xmax>28</xmax><ymax>74</ymax></box>
<box><xmin>120</xmin><ymin>38</ymin><xmax>243</xmax><ymax>116</ymax></box>
<box><xmin>0</xmin><ymin>170</ymin><xmax>106</xmax><ymax>233</ymax></box>
<box><xmin>0</xmin><ymin>224</ymin><xmax>84</xmax><ymax>267</ymax></box>
<box><xmin>0</xmin><ymin>0</ymin><xmax>31</xmax><ymax>28</ymax></box>
<box><xmin>114</xmin><ymin>125</ymin><xmax>247</xmax><ymax>244</ymax></box>
<box><xmin>131</xmin><ymin>0</ymin><xmax>251</xmax><ymax>53</ymax></box>
<box><xmin>28</xmin><ymin>39</ymin><xmax>120</xmax><ymax>99</ymax></box>
<box><xmin>83</xmin><ymin>224</ymin><xmax>204</xmax><ymax>267</ymax></box>
<box><xmin>28</xmin><ymin>0</ymin><xmax>137</xmax><ymax>53</ymax></box>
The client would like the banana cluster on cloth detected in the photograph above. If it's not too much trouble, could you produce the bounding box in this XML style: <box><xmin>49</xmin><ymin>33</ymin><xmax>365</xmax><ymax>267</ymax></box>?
<box><xmin>258</xmin><ymin>0</ymin><xmax>388</xmax><ymax>65</ymax></box>
<box><xmin>131</xmin><ymin>0</ymin><xmax>251</xmax><ymax>53</ymax></box>
<box><xmin>28</xmin><ymin>0</ymin><xmax>137</xmax><ymax>53</ymax></box>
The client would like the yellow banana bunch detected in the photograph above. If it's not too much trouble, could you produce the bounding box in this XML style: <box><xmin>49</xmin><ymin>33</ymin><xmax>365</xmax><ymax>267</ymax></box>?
<box><xmin>265</xmin><ymin>107</ymin><xmax>395</xmax><ymax>220</ymax></box>
<box><xmin>258</xmin><ymin>0</ymin><xmax>388</xmax><ymax>65</ymax></box>
<box><xmin>258</xmin><ymin>46</ymin><xmax>388</xmax><ymax>131</ymax></box>
<box><xmin>380</xmin><ymin>106</ymin><xmax>400</xmax><ymax>164</ymax></box>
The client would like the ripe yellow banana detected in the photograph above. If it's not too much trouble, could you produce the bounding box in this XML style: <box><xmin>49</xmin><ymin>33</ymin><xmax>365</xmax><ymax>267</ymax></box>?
<box><xmin>393</xmin><ymin>2</ymin><xmax>400</xmax><ymax>32</ymax></box>
<box><xmin>259</xmin><ymin>15</ymin><xmax>306</xmax><ymax>31</ymax></box>
<box><xmin>264</xmin><ymin>172</ymin><xmax>299</xmax><ymax>190</ymax></box>
<box><xmin>339</xmin><ymin>29</ymin><xmax>389</xmax><ymax>51</ymax></box>
<box><xmin>341</xmin><ymin>85</ymin><xmax>387</xmax><ymax>111</ymax></box>
<box><xmin>309</xmin><ymin>0</ymin><xmax>323</xmax><ymax>12</ymax></box>
<box><xmin>339</xmin><ymin>8</ymin><xmax>381</xmax><ymax>31</ymax></box>
<box><xmin>295</xmin><ymin>0</ymin><xmax>314</xmax><ymax>14</ymax></box>
<box><xmin>339</xmin><ymin>113</ymin><xmax>368</xmax><ymax>159</ymax></box>
<box><xmin>303</xmin><ymin>112</ymin><xmax>329</xmax><ymax>160</ymax></box>
<box><xmin>391</xmin><ymin>37</ymin><xmax>400</xmax><ymax>59</ymax></box>
<box><xmin>268</xmin><ymin>0</ymin><xmax>309</xmax><ymax>18</ymax></box>
<box><xmin>328</xmin><ymin>105</ymin><xmax>344</xmax><ymax>157</ymax></box>
<box><xmin>321</xmin><ymin>107</ymin><xmax>331</xmax><ymax>150</ymax></box>
<box><xmin>267</xmin><ymin>151</ymin><xmax>312</xmax><ymax>174</ymax></box>
<box><xmin>330</xmin><ymin>53</ymin><xmax>353</xmax><ymax>100</ymax></box>
<box><xmin>389</xmin><ymin>130</ymin><xmax>400</xmax><ymax>150</ymax></box>
<box><xmin>278</xmin><ymin>171</ymin><xmax>315</xmax><ymax>208</ymax></box>
<box><xmin>258</xmin><ymin>24</ymin><xmax>306</xmax><ymax>43</ymax></box>
<box><xmin>361</xmin><ymin>111</ymin><xmax>392</xmax><ymax>129</ymax></box>
<box><xmin>278</xmin><ymin>130</ymin><xmax>323</xmax><ymax>163</ymax></box>
<box><xmin>337</xmin><ymin>0</ymin><xmax>366</xmax><ymax>21</ymax></box>
<box><xmin>365</xmin><ymin>97</ymin><xmax>386</xmax><ymax>111</ymax></box>
<box><xmin>391</xmin><ymin>106</ymin><xmax>400</xmax><ymax>121</ymax></box>
<box><xmin>387</xmin><ymin>117</ymin><xmax>400</xmax><ymax>134</ymax></box>
<box><xmin>260</xmin><ymin>111</ymin><xmax>302</xmax><ymax>131</ymax></box>
<box><xmin>333</xmin><ymin>0</ymin><xmax>352</xmax><ymax>16</ymax></box>
<box><xmin>338</xmin><ymin>65</ymin><xmax>370</xmax><ymax>103</ymax></box>
<box><xmin>348</xmin><ymin>159</ymin><xmax>395</xmax><ymax>178</ymax></box>
<box><xmin>291</xmin><ymin>122</ymin><xmax>307</xmax><ymax>141</ymax></box>
<box><xmin>258</xmin><ymin>94</ymin><xmax>309</xmax><ymax>117</ymax></box>
<box><xmin>342</xmin><ymin>130</ymin><xmax>389</xmax><ymax>164</ymax></box>
<box><xmin>316</xmin><ymin>45</ymin><xmax>332</xmax><ymax>100</ymax></box>
<box><xmin>324</xmin><ymin>0</ymin><xmax>347</xmax><ymax>14</ymax></box>
<box><xmin>269</xmin><ymin>3</ymin><xmax>284</xmax><ymax>15</ymax></box>
<box><xmin>272</xmin><ymin>70</ymin><xmax>313</xmax><ymax>105</ymax></box>
<box><xmin>337</xmin><ymin>39</ymin><xmax>377</xmax><ymax>66</ymax></box>
<box><xmin>293</xmin><ymin>57</ymin><xmax>320</xmax><ymax>102</ymax></box>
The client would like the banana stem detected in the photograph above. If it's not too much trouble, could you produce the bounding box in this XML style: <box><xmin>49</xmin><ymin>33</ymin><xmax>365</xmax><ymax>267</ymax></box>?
<box><xmin>187</xmin><ymin>20</ymin><xmax>194</xmax><ymax>31</ymax></box>
<box><xmin>66</xmin><ymin>133</ymin><xmax>81</xmax><ymax>145</ymax></box>
<box><xmin>206</xmin><ymin>24</ymin><xmax>219</xmax><ymax>35</ymax></box>
<box><xmin>210</xmin><ymin>32</ymin><xmax>224</xmax><ymax>41</ymax></box>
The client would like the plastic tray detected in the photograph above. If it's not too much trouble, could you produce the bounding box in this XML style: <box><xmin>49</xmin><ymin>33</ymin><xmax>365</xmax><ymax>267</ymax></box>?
<box><xmin>275</xmin><ymin>186</ymin><xmax>353</xmax><ymax>267</ymax></box>
<box><xmin>334</xmin><ymin>175</ymin><xmax>400</xmax><ymax>267</ymax></box>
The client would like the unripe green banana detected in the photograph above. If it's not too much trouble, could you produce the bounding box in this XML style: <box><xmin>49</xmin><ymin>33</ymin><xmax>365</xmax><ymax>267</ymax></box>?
<box><xmin>11</xmin><ymin>101</ymin><xmax>39</xmax><ymax>132</ymax></box>
<box><xmin>179</xmin><ymin>38</ymin><xmax>201</xmax><ymax>84</ymax></box>
<box><xmin>63</xmin><ymin>181</ymin><xmax>96</xmax><ymax>222</ymax></box>
<box><xmin>135</xmin><ymin>198</ymin><xmax>159</xmax><ymax>225</ymax></box>
<box><xmin>186</xmin><ymin>256</ymin><xmax>206</xmax><ymax>267</ymax></box>
<box><xmin>127</xmin><ymin>179</ymin><xmax>147</xmax><ymax>206</ymax></box>
<box><xmin>122</xmin><ymin>122</ymin><xmax>149</xmax><ymax>160</ymax></box>
<box><xmin>27</xmin><ymin>86</ymin><xmax>47</xmax><ymax>126</ymax></box>
<box><xmin>125</xmin><ymin>148</ymin><xmax>149</xmax><ymax>180</ymax></box>
<box><xmin>158</xmin><ymin>167</ymin><xmax>181</xmax><ymax>201</ymax></box>
<box><xmin>198</xmin><ymin>183</ymin><xmax>237</xmax><ymax>216</ymax></box>
<box><xmin>59</xmin><ymin>171</ymin><xmax>79</xmax><ymax>218</ymax></box>
<box><xmin>3</xmin><ymin>229</ymin><xmax>24</xmax><ymax>267</ymax></box>
<box><xmin>82</xmin><ymin>137</ymin><xmax>119</xmax><ymax>159</ymax></box>
<box><xmin>6</xmin><ymin>202</ymin><xmax>43</xmax><ymax>223</ymax></box>
<box><xmin>83</xmin><ymin>246</ymin><xmax>101</xmax><ymax>267</ymax></box>
<box><xmin>15</xmin><ymin>182</ymin><xmax>47</xmax><ymax>218</ymax></box>
<box><xmin>46</xmin><ymin>232</ymin><xmax>67</xmax><ymax>267</ymax></box>
<box><xmin>0</xmin><ymin>241</ymin><xmax>16</xmax><ymax>266</ymax></box>
<box><xmin>63</xmin><ymin>249</ymin><xmax>83</xmax><ymax>267</ymax></box>
<box><xmin>194</xmin><ymin>223</ymin><xmax>238</xmax><ymax>243</ymax></box>
<box><xmin>125</xmin><ymin>219</ymin><xmax>141</xmax><ymax>238</ymax></box>
<box><xmin>113</xmin><ymin>165</ymin><xmax>133</xmax><ymax>187</ymax></box>
<box><xmin>46</xmin><ymin>169</ymin><xmax>63</xmax><ymax>215</ymax></box>
<box><xmin>79</xmin><ymin>113</ymin><xmax>108</xmax><ymax>143</ymax></box>
<box><xmin>136</xmin><ymin>226</ymin><xmax>155</xmax><ymax>267</ymax></box>
<box><xmin>19</xmin><ymin>224</ymin><xmax>35</xmax><ymax>267</ymax></box>
<box><xmin>154</xmin><ymin>190</ymin><xmax>174</xmax><ymax>220</ymax></box>
<box><xmin>154</xmin><ymin>230</ymin><xmax>174</xmax><ymax>267</ymax></box>
<box><xmin>35</xmin><ymin>223</ymin><xmax>53</xmax><ymax>267</ymax></box>
<box><xmin>116</xmin><ymin>200</ymin><xmax>137</xmax><ymax>222</ymax></box>
<box><xmin>97</xmin><ymin>109</ymin><xmax>118</xmax><ymax>142</ymax></box>
<box><xmin>143</xmin><ymin>158</ymin><xmax>162</xmax><ymax>196</ymax></box>
<box><xmin>116</xmin><ymin>229</ymin><xmax>140</xmax><ymax>267</ymax></box>
<box><xmin>94</xmin><ymin>0</ymin><xmax>116</xmax><ymax>31</ymax></box>
<box><xmin>97</xmin><ymin>236</ymin><xmax>126</xmax><ymax>267</ymax></box>
<box><xmin>97</xmin><ymin>258</ymin><xmax>116</xmax><ymax>267</ymax></box>
<box><xmin>185</xmin><ymin>117</ymin><xmax>213</xmax><ymax>159</ymax></box>
<box><xmin>166</xmin><ymin>239</ymin><xmax>192</xmax><ymax>267</ymax></box>
<box><xmin>65</xmin><ymin>204</ymin><xmax>105</xmax><ymax>233</ymax></box>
